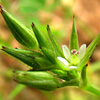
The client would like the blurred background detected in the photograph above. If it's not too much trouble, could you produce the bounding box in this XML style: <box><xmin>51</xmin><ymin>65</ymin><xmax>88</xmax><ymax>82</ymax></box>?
<box><xmin>0</xmin><ymin>0</ymin><xmax>100</xmax><ymax>100</ymax></box>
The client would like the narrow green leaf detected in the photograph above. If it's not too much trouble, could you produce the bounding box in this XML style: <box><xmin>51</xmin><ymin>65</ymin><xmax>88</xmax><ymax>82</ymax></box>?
<box><xmin>69</xmin><ymin>17</ymin><xmax>79</xmax><ymax>51</ymax></box>
<box><xmin>47</xmin><ymin>25</ymin><xmax>64</xmax><ymax>57</ymax></box>
<box><xmin>31</xmin><ymin>23</ymin><xmax>51</xmax><ymax>49</ymax></box>
<box><xmin>1</xmin><ymin>46</ymin><xmax>40</xmax><ymax>69</ymax></box>
<box><xmin>78</xmin><ymin>34</ymin><xmax>100</xmax><ymax>71</ymax></box>
<box><xmin>14</xmin><ymin>70</ymin><xmax>60</xmax><ymax>91</ymax></box>
<box><xmin>0</xmin><ymin>6</ymin><xmax>37</xmax><ymax>48</ymax></box>
<box><xmin>8</xmin><ymin>84</ymin><xmax>25</xmax><ymax>100</ymax></box>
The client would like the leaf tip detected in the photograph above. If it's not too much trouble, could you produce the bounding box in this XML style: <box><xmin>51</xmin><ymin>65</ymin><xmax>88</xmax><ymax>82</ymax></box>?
<box><xmin>1</xmin><ymin>46</ymin><xmax>6</xmax><ymax>50</ymax></box>
<box><xmin>33</xmin><ymin>57</ymin><xmax>36</xmax><ymax>59</ymax></box>
<box><xmin>86</xmin><ymin>63</ymin><xmax>88</xmax><ymax>67</ymax></box>
<box><xmin>31</xmin><ymin>22</ymin><xmax>35</xmax><ymax>28</ymax></box>
<box><xmin>39</xmin><ymin>46</ymin><xmax>42</xmax><ymax>49</ymax></box>
<box><xmin>13</xmin><ymin>78</ymin><xmax>18</xmax><ymax>82</ymax></box>
<box><xmin>15</xmin><ymin>47</ymin><xmax>18</xmax><ymax>49</ymax></box>
<box><xmin>47</xmin><ymin>24</ymin><xmax>49</xmax><ymax>31</ymax></box>
<box><xmin>73</xmin><ymin>15</ymin><xmax>75</xmax><ymax>19</ymax></box>
<box><xmin>0</xmin><ymin>5</ymin><xmax>3</xmax><ymax>13</ymax></box>
<box><xmin>13</xmin><ymin>70</ymin><xmax>16</xmax><ymax>73</ymax></box>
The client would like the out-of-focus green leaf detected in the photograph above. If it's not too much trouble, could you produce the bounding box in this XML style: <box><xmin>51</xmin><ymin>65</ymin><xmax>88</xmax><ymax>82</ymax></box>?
<box><xmin>18</xmin><ymin>0</ymin><xmax>46</xmax><ymax>13</ymax></box>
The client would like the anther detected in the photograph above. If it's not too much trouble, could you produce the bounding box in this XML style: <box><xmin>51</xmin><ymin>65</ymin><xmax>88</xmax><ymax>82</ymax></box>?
<box><xmin>71</xmin><ymin>49</ymin><xmax>76</xmax><ymax>54</ymax></box>
<box><xmin>77</xmin><ymin>51</ymin><xmax>79</xmax><ymax>54</ymax></box>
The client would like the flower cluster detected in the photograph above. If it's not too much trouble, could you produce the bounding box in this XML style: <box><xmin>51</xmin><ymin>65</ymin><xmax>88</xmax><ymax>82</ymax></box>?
<box><xmin>0</xmin><ymin>5</ymin><xmax>100</xmax><ymax>96</ymax></box>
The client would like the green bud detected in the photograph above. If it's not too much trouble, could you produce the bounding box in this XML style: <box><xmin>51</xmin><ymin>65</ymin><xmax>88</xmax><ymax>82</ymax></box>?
<box><xmin>1</xmin><ymin>46</ymin><xmax>40</xmax><ymax>69</ymax></box>
<box><xmin>14</xmin><ymin>70</ymin><xmax>60</xmax><ymax>91</ymax></box>
<box><xmin>0</xmin><ymin>6</ymin><xmax>38</xmax><ymax>48</ymax></box>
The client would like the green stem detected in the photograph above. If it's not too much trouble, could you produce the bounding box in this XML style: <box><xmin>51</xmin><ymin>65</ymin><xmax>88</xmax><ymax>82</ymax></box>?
<box><xmin>80</xmin><ymin>64</ymin><xmax>100</xmax><ymax>96</ymax></box>
<box><xmin>8</xmin><ymin>84</ymin><xmax>25</xmax><ymax>100</ymax></box>
<box><xmin>83</xmin><ymin>85</ymin><xmax>100</xmax><ymax>96</ymax></box>
<box><xmin>60</xmin><ymin>78</ymin><xmax>79</xmax><ymax>88</ymax></box>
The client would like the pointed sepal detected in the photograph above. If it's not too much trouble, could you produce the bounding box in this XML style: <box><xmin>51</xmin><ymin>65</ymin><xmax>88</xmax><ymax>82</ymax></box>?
<box><xmin>78</xmin><ymin>34</ymin><xmax>100</xmax><ymax>71</ymax></box>
<box><xmin>41</xmin><ymin>47</ymin><xmax>56</xmax><ymax>64</ymax></box>
<box><xmin>69</xmin><ymin>16</ymin><xmax>79</xmax><ymax>51</ymax></box>
<box><xmin>47</xmin><ymin>25</ymin><xmax>64</xmax><ymax>57</ymax></box>
<box><xmin>31</xmin><ymin>23</ymin><xmax>51</xmax><ymax>49</ymax></box>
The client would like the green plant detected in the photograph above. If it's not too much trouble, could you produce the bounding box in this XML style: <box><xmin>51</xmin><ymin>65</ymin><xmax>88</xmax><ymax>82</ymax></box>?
<box><xmin>0</xmin><ymin>5</ymin><xmax>100</xmax><ymax>96</ymax></box>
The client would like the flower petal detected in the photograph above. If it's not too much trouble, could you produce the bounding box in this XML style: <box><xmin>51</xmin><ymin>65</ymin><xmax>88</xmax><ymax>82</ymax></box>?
<box><xmin>62</xmin><ymin>45</ymin><xmax>71</xmax><ymax>61</ymax></box>
<box><xmin>69</xmin><ymin>66</ymin><xmax>77</xmax><ymax>70</ymax></box>
<box><xmin>57</xmin><ymin>57</ymin><xmax>69</xmax><ymax>66</ymax></box>
<box><xmin>78</xmin><ymin>44</ymin><xmax>86</xmax><ymax>60</ymax></box>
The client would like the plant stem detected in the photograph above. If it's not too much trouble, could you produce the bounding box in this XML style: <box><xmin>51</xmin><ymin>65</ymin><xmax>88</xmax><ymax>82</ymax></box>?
<box><xmin>8</xmin><ymin>84</ymin><xmax>25</xmax><ymax>100</ymax></box>
<box><xmin>84</xmin><ymin>85</ymin><xmax>100</xmax><ymax>96</ymax></box>
<box><xmin>60</xmin><ymin>78</ymin><xmax>79</xmax><ymax>88</ymax></box>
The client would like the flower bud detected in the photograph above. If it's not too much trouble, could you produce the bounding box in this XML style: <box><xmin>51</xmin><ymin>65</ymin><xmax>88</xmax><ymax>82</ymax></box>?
<box><xmin>0</xmin><ymin>6</ymin><xmax>37</xmax><ymax>48</ymax></box>
<box><xmin>14</xmin><ymin>71</ymin><xmax>60</xmax><ymax>91</ymax></box>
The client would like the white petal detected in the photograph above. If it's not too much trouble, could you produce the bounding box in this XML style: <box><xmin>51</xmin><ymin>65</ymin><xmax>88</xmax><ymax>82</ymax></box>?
<box><xmin>57</xmin><ymin>57</ymin><xmax>69</xmax><ymax>66</ymax></box>
<box><xmin>69</xmin><ymin>66</ymin><xmax>77</xmax><ymax>70</ymax></box>
<box><xmin>62</xmin><ymin>45</ymin><xmax>71</xmax><ymax>61</ymax></box>
<box><xmin>78</xmin><ymin>44</ymin><xmax>86</xmax><ymax>60</ymax></box>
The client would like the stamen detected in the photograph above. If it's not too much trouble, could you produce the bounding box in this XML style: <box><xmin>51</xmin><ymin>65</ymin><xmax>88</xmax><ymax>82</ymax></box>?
<box><xmin>71</xmin><ymin>49</ymin><xmax>76</xmax><ymax>54</ymax></box>
<box><xmin>77</xmin><ymin>51</ymin><xmax>79</xmax><ymax>54</ymax></box>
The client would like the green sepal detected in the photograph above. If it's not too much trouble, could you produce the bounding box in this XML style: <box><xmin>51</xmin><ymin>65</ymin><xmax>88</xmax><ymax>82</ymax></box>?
<box><xmin>14</xmin><ymin>70</ymin><xmax>60</xmax><ymax>91</ymax></box>
<box><xmin>56</xmin><ymin>58</ymin><xmax>69</xmax><ymax>70</ymax></box>
<box><xmin>42</xmin><ymin>47</ymin><xmax>56</xmax><ymax>64</ymax></box>
<box><xmin>34</xmin><ymin>57</ymin><xmax>56</xmax><ymax>71</ymax></box>
<box><xmin>78</xmin><ymin>34</ymin><xmax>100</xmax><ymax>71</ymax></box>
<box><xmin>12</xmin><ymin>48</ymin><xmax>44</xmax><ymax>58</ymax></box>
<box><xmin>0</xmin><ymin>6</ymin><xmax>37</xmax><ymax>48</ymax></box>
<box><xmin>47</xmin><ymin>25</ymin><xmax>64</xmax><ymax>57</ymax></box>
<box><xmin>69</xmin><ymin>17</ymin><xmax>79</xmax><ymax>51</ymax></box>
<box><xmin>52</xmin><ymin>70</ymin><xmax>70</xmax><ymax>80</ymax></box>
<box><xmin>1</xmin><ymin>46</ymin><xmax>40</xmax><ymax>69</ymax></box>
<box><xmin>31</xmin><ymin>23</ymin><xmax>52</xmax><ymax>49</ymax></box>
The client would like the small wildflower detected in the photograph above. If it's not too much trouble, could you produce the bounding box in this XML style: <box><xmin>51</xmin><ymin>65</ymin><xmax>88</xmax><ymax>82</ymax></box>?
<box><xmin>0</xmin><ymin>5</ymin><xmax>100</xmax><ymax>95</ymax></box>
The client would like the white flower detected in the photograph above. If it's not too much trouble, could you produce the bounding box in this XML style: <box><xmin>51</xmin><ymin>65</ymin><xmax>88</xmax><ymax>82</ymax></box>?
<box><xmin>57</xmin><ymin>44</ymin><xmax>86</xmax><ymax>70</ymax></box>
